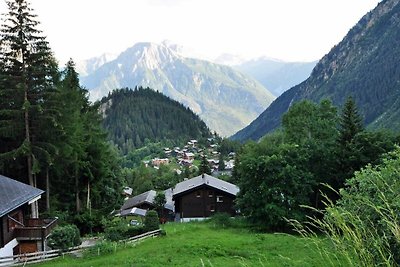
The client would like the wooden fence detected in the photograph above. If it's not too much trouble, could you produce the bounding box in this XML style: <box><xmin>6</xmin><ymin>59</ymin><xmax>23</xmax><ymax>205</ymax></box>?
<box><xmin>0</xmin><ymin>229</ymin><xmax>161</xmax><ymax>267</ymax></box>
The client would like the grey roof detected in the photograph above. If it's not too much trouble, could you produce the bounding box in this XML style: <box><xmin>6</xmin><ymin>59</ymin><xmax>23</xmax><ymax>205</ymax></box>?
<box><xmin>172</xmin><ymin>174</ymin><xmax>239</xmax><ymax>197</ymax></box>
<box><xmin>120</xmin><ymin>207</ymin><xmax>147</xmax><ymax>217</ymax></box>
<box><xmin>0</xmin><ymin>175</ymin><xmax>44</xmax><ymax>217</ymax></box>
<box><xmin>121</xmin><ymin>189</ymin><xmax>174</xmax><ymax>211</ymax></box>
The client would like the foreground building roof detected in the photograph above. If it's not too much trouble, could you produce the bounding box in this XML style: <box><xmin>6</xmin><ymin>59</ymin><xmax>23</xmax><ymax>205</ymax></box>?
<box><xmin>0</xmin><ymin>174</ymin><xmax>43</xmax><ymax>217</ymax></box>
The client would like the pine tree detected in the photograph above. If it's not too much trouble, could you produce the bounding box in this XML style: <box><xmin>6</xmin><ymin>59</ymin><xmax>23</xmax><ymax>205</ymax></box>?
<box><xmin>335</xmin><ymin>96</ymin><xmax>364</xmax><ymax>190</ymax></box>
<box><xmin>338</xmin><ymin>96</ymin><xmax>364</xmax><ymax>145</ymax></box>
<box><xmin>199</xmin><ymin>155</ymin><xmax>211</xmax><ymax>175</ymax></box>
<box><xmin>0</xmin><ymin>0</ymin><xmax>58</xmax><ymax>217</ymax></box>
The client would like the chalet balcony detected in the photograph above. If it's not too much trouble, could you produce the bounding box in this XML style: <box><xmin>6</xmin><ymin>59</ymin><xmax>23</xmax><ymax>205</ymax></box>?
<box><xmin>14</xmin><ymin>218</ymin><xmax>58</xmax><ymax>241</ymax></box>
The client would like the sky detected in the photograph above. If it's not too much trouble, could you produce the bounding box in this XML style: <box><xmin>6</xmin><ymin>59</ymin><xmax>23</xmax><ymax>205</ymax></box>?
<box><xmin>0</xmin><ymin>0</ymin><xmax>381</xmax><ymax>64</ymax></box>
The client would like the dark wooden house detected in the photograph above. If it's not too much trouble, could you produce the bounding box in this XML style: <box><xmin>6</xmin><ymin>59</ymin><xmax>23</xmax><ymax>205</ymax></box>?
<box><xmin>0</xmin><ymin>175</ymin><xmax>57</xmax><ymax>257</ymax></box>
<box><xmin>172</xmin><ymin>174</ymin><xmax>239</xmax><ymax>221</ymax></box>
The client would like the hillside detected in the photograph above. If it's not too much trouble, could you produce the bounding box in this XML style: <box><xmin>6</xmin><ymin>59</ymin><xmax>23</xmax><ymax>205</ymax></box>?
<box><xmin>99</xmin><ymin>87</ymin><xmax>211</xmax><ymax>154</ymax></box>
<box><xmin>232</xmin><ymin>0</ymin><xmax>400</xmax><ymax>141</ymax></box>
<box><xmin>35</xmin><ymin>222</ymin><xmax>334</xmax><ymax>267</ymax></box>
<box><xmin>80</xmin><ymin>42</ymin><xmax>275</xmax><ymax>136</ymax></box>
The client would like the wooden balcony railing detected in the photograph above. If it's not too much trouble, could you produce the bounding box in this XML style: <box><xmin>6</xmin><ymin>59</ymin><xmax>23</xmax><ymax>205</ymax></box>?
<box><xmin>14</xmin><ymin>218</ymin><xmax>58</xmax><ymax>241</ymax></box>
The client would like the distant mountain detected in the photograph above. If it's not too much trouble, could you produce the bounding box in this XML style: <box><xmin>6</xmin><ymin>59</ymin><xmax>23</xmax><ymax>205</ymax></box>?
<box><xmin>235</xmin><ymin>58</ymin><xmax>317</xmax><ymax>97</ymax></box>
<box><xmin>76</xmin><ymin>53</ymin><xmax>117</xmax><ymax>77</ymax></box>
<box><xmin>100</xmin><ymin>87</ymin><xmax>211</xmax><ymax>154</ymax></box>
<box><xmin>80</xmin><ymin>42</ymin><xmax>275</xmax><ymax>136</ymax></box>
<box><xmin>232</xmin><ymin>0</ymin><xmax>400</xmax><ymax>141</ymax></box>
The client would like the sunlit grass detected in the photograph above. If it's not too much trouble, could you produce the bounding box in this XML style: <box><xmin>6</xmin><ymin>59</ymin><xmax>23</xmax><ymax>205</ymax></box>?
<box><xmin>35</xmin><ymin>221</ymin><xmax>336</xmax><ymax>267</ymax></box>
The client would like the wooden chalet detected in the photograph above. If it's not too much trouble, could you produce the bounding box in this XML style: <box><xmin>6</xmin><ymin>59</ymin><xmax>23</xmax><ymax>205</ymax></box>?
<box><xmin>172</xmin><ymin>174</ymin><xmax>239</xmax><ymax>222</ymax></box>
<box><xmin>119</xmin><ymin>189</ymin><xmax>174</xmax><ymax>222</ymax></box>
<box><xmin>0</xmin><ymin>175</ymin><xmax>57</xmax><ymax>257</ymax></box>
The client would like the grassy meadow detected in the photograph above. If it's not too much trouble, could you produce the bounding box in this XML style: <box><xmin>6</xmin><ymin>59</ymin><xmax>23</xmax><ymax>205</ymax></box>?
<box><xmin>34</xmin><ymin>221</ymin><xmax>337</xmax><ymax>267</ymax></box>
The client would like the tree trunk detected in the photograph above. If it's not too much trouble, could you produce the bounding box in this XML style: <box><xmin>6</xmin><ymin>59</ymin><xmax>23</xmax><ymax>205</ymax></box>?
<box><xmin>46</xmin><ymin>168</ymin><xmax>50</xmax><ymax>211</ymax></box>
<box><xmin>24</xmin><ymin>74</ymin><xmax>38</xmax><ymax>218</ymax></box>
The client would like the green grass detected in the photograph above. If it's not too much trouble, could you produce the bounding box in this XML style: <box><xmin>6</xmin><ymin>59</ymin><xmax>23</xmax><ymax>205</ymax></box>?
<box><xmin>35</xmin><ymin>222</ymin><xmax>333</xmax><ymax>267</ymax></box>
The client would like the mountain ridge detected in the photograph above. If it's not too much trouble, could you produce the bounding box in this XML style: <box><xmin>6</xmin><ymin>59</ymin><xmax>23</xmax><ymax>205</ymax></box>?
<box><xmin>80</xmin><ymin>42</ymin><xmax>275</xmax><ymax>136</ymax></box>
<box><xmin>232</xmin><ymin>0</ymin><xmax>400</xmax><ymax>141</ymax></box>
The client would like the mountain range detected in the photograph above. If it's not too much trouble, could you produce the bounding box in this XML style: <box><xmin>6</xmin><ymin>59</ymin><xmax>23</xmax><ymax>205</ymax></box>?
<box><xmin>232</xmin><ymin>0</ymin><xmax>400</xmax><ymax>141</ymax></box>
<box><xmin>234</xmin><ymin>58</ymin><xmax>317</xmax><ymax>97</ymax></box>
<box><xmin>79</xmin><ymin>42</ymin><xmax>275</xmax><ymax>136</ymax></box>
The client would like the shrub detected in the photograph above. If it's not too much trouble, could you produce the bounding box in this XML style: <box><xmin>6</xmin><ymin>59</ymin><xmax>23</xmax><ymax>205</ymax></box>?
<box><xmin>104</xmin><ymin>224</ymin><xmax>128</xmax><ymax>242</ymax></box>
<box><xmin>47</xmin><ymin>224</ymin><xmax>81</xmax><ymax>250</ymax></box>
<box><xmin>292</xmin><ymin>147</ymin><xmax>400</xmax><ymax>266</ymax></box>
<box><xmin>103</xmin><ymin>220</ymin><xmax>145</xmax><ymax>241</ymax></box>
<box><xmin>126</xmin><ymin>226</ymin><xmax>144</xmax><ymax>237</ymax></box>
<box><xmin>209</xmin><ymin>213</ymin><xmax>232</xmax><ymax>227</ymax></box>
<box><xmin>144</xmin><ymin>210</ymin><xmax>159</xmax><ymax>232</ymax></box>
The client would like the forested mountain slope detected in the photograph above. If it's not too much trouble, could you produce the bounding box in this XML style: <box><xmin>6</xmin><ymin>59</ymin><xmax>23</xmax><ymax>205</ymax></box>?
<box><xmin>232</xmin><ymin>0</ymin><xmax>400</xmax><ymax>141</ymax></box>
<box><xmin>99</xmin><ymin>87</ymin><xmax>211</xmax><ymax>154</ymax></box>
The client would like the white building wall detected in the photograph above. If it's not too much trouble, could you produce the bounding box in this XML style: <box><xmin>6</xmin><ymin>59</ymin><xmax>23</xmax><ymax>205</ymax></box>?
<box><xmin>0</xmin><ymin>238</ymin><xmax>18</xmax><ymax>258</ymax></box>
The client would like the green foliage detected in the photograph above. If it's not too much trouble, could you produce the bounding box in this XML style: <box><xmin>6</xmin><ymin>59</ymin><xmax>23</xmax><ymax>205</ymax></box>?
<box><xmin>235</xmin><ymin>99</ymin><xmax>398</xmax><ymax>230</ymax></box>
<box><xmin>36</xmin><ymin>222</ymin><xmax>336</xmax><ymax>267</ymax></box>
<box><xmin>47</xmin><ymin>224</ymin><xmax>81</xmax><ymax>250</ymax></box>
<box><xmin>144</xmin><ymin>210</ymin><xmax>159</xmax><ymax>232</ymax></box>
<box><xmin>235</xmin><ymin>137</ymin><xmax>315</xmax><ymax>231</ymax></box>
<box><xmin>198</xmin><ymin>155</ymin><xmax>211</xmax><ymax>175</ymax></box>
<box><xmin>100</xmin><ymin>87</ymin><xmax>211</xmax><ymax>155</ymax></box>
<box><xmin>218</xmin><ymin>138</ymin><xmax>241</xmax><ymax>156</ymax></box>
<box><xmin>104</xmin><ymin>220</ymin><xmax>145</xmax><ymax>242</ymax></box>
<box><xmin>293</xmin><ymin>148</ymin><xmax>400</xmax><ymax>266</ymax></box>
<box><xmin>208</xmin><ymin>213</ymin><xmax>233</xmax><ymax>228</ymax></box>
<box><xmin>153</xmin><ymin>191</ymin><xmax>166</xmax><ymax>217</ymax></box>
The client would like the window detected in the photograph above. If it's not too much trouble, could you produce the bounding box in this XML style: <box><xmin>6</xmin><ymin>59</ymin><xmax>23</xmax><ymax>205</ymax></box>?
<box><xmin>216</xmin><ymin>196</ymin><xmax>224</xmax><ymax>203</ymax></box>
<box><xmin>196</xmin><ymin>191</ymin><xmax>202</xmax><ymax>198</ymax></box>
<box><xmin>208</xmin><ymin>191</ymin><xmax>213</xmax><ymax>197</ymax></box>
<box><xmin>209</xmin><ymin>204</ymin><xmax>215</xmax><ymax>212</ymax></box>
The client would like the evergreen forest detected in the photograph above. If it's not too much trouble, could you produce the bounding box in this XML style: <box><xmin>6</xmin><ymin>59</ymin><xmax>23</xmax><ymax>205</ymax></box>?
<box><xmin>100</xmin><ymin>87</ymin><xmax>211</xmax><ymax>154</ymax></box>
<box><xmin>0</xmin><ymin>0</ymin><xmax>123</xmax><ymax>230</ymax></box>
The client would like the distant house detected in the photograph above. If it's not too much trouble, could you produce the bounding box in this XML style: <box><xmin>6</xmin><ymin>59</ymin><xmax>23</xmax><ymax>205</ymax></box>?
<box><xmin>0</xmin><ymin>175</ymin><xmax>57</xmax><ymax>257</ymax></box>
<box><xmin>119</xmin><ymin>189</ymin><xmax>174</xmax><ymax>221</ymax></box>
<box><xmin>172</xmin><ymin>174</ymin><xmax>239</xmax><ymax>222</ymax></box>
<box><xmin>151</xmin><ymin>158</ymin><xmax>169</xmax><ymax>167</ymax></box>
<box><xmin>183</xmin><ymin>152</ymin><xmax>195</xmax><ymax>160</ymax></box>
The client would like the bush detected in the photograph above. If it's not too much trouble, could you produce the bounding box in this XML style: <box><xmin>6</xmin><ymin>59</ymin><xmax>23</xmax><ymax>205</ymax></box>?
<box><xmin>209</xmin><ymin>213</ymin><xmax>232</xmax><ymax>227</ymax></box>
<box><xmin>293</xmin><ymin>148</ymin><xmax>400</xmax><ymax>266</ymax></box>
<box><xmin>103</xmin><ymin>220</ymin><xmax>145</xmax><ymax>241</ymax></box>
<box><xmin>144</xmin><ymin>210</ymin><xmax>159</xmax><ymax>232</ymax></box>
<box><xmin>47</xmin><ymin>224</ymin><xmax>81</xmax><ymax>250</ymax></box>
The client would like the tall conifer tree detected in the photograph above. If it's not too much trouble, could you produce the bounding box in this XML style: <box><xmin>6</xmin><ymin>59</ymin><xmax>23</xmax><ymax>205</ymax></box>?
<box><xmin>0</xmin><ymin>0</ymin><xmax>58</xmax><ymax>217</ymax></box>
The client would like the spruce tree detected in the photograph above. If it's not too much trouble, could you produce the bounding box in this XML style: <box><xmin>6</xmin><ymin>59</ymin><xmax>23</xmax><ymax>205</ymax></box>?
<box><xmin>199</xmin><ymin>155</ymin><xmax>211</xmax><ymax>175</ymax></box>
<box><xmin>0</xmin><ymin>0</ymin><xmax>58</xmax><ymax>217</ymax></box>
<box><xmin>335</xmin><ymin>96</ymin><xmax>364</xmax><ymax>190</ymax></box>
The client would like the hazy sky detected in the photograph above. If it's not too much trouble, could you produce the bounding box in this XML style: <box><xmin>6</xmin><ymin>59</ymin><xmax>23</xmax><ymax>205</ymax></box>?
<box><xmin>0</xmin><ymin>0</ymin><xmax>381</xmax><ymax>64</ymax></box>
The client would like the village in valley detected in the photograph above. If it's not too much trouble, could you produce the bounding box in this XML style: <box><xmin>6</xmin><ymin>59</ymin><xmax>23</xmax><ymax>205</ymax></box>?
<box><xmin>118</xmin><ymin>137</ymin><xmax>239</xmax><ymax>224</ymax></box>
<box><xmin>146</xmin><ymin>138</ymin><xmax>235</xmax><ymax>176</ymax></box>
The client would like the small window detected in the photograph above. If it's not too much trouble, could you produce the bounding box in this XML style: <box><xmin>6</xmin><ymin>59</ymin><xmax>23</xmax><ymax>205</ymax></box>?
<box><xmin>196</xmin><ymin>191</ymin><xmax>202</xmax><ymax>198</ymax></box>
<box><xmin>208</xmin><ymin>191</ymin><xmax>213</xmax><ymax>197</ymax></box>
<box><xmin>209</xmin><ymin>204</ymin><xmax>215</xmax><ymax>212</ymax></box>
<box><xmin>216</xmin><ymin>196</ymin><xmax>224</xmax><ymax>203</ymax></box>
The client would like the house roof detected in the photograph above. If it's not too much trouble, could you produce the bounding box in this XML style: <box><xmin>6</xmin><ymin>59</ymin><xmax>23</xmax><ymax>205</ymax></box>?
<box><xmin>0</xmin><ymin>174</ymin><xmax>44</xmax><ymax>218</ymax></box>
<box><xmin>120</xmin><ymin>207</ymin><xmax>147</xmax><ymax>217</ymax></box>
<box><xmin>121</xmin><ymin>189</ymin><xmax>174</xmax><ymax>211</ymax></box>
<box><xmin>172</xmin><ymin>174</ymin><xmax>239</xmax><ymax>198</ymax></box>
